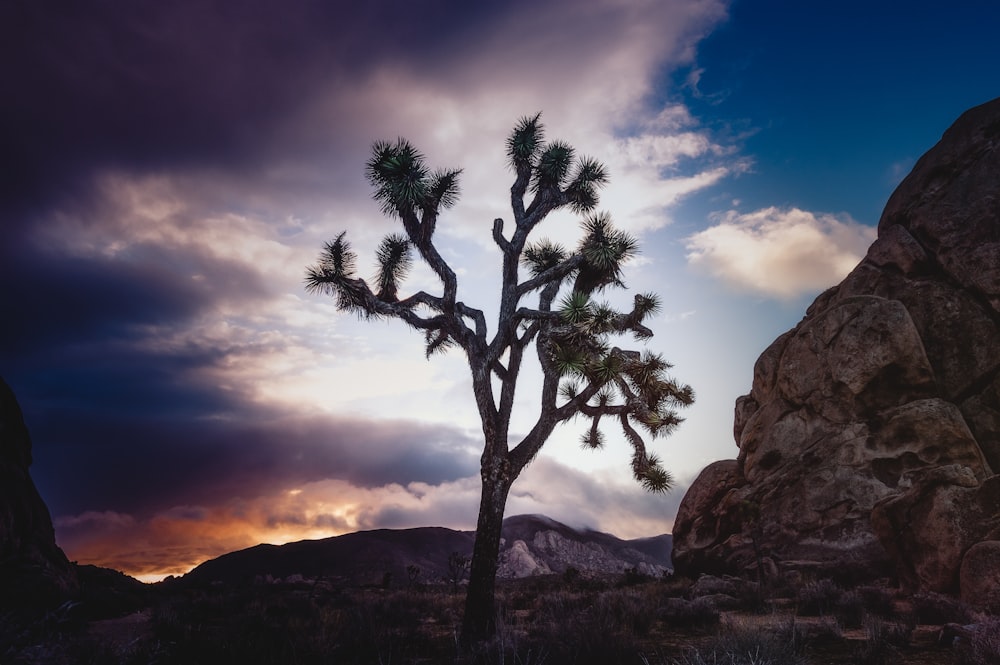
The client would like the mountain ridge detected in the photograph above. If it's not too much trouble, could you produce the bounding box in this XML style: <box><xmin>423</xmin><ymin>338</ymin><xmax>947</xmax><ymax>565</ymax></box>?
<box><xmin>181</xmin><ymin>514</ymin><xmax>671</xmax><ymax>587</ymax></box>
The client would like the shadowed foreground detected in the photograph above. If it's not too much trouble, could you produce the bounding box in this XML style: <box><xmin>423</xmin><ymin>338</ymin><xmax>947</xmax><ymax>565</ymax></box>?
<box><xmin>3</xmin><ymin>569</ymin><xmax>997</xmax><ymax>664</ymax></box>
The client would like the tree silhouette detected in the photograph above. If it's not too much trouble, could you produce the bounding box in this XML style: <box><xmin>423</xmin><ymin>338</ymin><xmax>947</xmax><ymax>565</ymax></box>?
<box><xmin>306</xmin><ymin>114</ymin><xmax>693</xmax><ymax>645</ymax></box>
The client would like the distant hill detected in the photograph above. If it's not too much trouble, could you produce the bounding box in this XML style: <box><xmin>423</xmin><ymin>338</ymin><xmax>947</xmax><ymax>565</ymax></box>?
<box><xmin>181</xmin><ymin>514</ymin><xmax>671</xmax><ymax>587</ymax></box>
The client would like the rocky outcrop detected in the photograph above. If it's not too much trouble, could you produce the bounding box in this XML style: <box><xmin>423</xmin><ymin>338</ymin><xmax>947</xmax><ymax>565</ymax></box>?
<box><xmin>0</xmin><ymin>377</ymin><xmax>78</xmax><ymax>607</ymax></box>
<box><xmin>497</xmin><ymin>521</ymin><xmax>669</xmax><ymax>578</ymax></box>
<box><xmin>673</xmin><ymin>97</ymin><xmax>1000</xmax><ymax>603</ymax></box>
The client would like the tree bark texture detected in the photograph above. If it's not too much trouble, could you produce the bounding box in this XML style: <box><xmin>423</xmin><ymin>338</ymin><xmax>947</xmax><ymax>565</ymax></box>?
<box><xmin>460</xmin><ymin>453</ymin><xmax>512</xmax><ymax>645</ymax></box>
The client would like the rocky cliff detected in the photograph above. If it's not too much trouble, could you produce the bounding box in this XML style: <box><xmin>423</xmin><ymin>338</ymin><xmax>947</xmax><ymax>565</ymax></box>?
<box><xmin>672</xmin><ymin>98</ymin><xmax>1000</xmax><ymax>608</ymax></box>
<box><xmin>0</xmin><ymin>377</ymin><xmax>78</xmax><ymax>607</ymax></box>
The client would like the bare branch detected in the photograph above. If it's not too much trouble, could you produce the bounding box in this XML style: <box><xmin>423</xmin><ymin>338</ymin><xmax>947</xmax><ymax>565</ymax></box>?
<box><xmin>492</xmin><ymin>218</ymin><xmax>511</xmax><ymax>252</ymax></box>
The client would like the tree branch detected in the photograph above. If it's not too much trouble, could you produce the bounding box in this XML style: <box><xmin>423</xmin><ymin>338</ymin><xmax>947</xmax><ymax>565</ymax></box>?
<box><xmin>516</xmin><ymin>254</ymin><xmax>584</xmax><ymax>297</ymax></box>
<box><xmin>492</xmin><ymin>218</ymin><xmax>511</xmax><ymax>253</ymax></box>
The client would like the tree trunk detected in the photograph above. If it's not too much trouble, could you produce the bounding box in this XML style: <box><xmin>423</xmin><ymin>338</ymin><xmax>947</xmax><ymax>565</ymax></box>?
<box><xmin>459</xmin><ymin>463</ymin><xmax>512</xmax><ymax>646</ymax></box>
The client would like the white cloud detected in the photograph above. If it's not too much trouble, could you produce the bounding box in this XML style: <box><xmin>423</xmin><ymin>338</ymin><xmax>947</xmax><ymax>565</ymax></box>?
<box><xmin>685</xmin><ymin>207</ymin><xmax>877</xmax><ymax>299</ymax></box>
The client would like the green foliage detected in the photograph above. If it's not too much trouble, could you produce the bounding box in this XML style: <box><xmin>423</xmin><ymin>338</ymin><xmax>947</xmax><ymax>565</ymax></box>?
<box><xmin>373</xmin><ymin>233</ymin><xmax>412</xmax><ymax>301</ymax></box>
<box><xmin>522</xmin><ymin>239</ymin><xmax>568</xmax><ymax>276</ymax></box>
<box><xmin>366</xmin><ymin>138</ymin><xmax>430</xmax><ymax>216</ymax></box>
<box><xmin>576</xmin><ymin>212</ymin><xmax>639</xmax><ymax>292</ymax></box>
<box><xmin>506</xmin><ymin>113</ymin><xmax>543</xmax><ymax>169</ymax></box>
<box><xmin>558</xmin><ymin>290</ymin><xmax>593</xmax><ymax>325</ymax></box>
<box><xmin>532</xmin><ymin>140</ymin><xmax>574</xmax><ymax>193</ymax></box>
<box><xmin>579</xmin><ymin>426</ymin><xmax>605</xmax><ymax>450</ymax></box>
<box><xmin>427</xmin><ymin>168</ymin><xmax>462</xmax><ymax>210</ymax></box>
<box><xmin>565</xmin><ymin>157</ymin><xmax>609</xmax><ymax>213</ymax></box>
<box><xmin>631</xmin><ymin>450</ymin><xmax>674</xmax><ymax>493</ymax></box>
<box><xmin>303</xmin><ymin>232</ymin><xmax>369</xmax><ymax>315</ymax></box>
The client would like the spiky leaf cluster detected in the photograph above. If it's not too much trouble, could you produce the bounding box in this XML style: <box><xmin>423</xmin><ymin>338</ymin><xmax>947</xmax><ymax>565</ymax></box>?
<box><xmin>505</xmin><ymin>114</ymin><xmax>608</xmax><ymax>214</ymax></box>
<box><xmin>522</xmin><ymin>239</ymin><xmax>568</xmax><ymax>276</ymax></box>
<box><xmin>373</xmin><ymin>233</ymin><xmax>412</xmax><ymax>301</ymax></box>
<box><xmin>304</xmin><ymin>232</ymin><xmax>368</xmax><ymax>314</ymax></box>
<box><xmin>366</xmin><ymin>138</ymin><xmax>461</xmax><ymax>217</ymax></box>
<box><xmin>546</xmin><ymin>259</ymin><xmax>692</xmax><ymax>494</ymax></box>
<box><xmin>575</xmin><ymin>212</ymin><xmax>639</xmax><ymax>292</ymax></box>
<box><xmin>533</xmin><ymin>141</ymin><xmax>574</xmax><ymax>193</ymax></box>
<box><xmin>565</xmin><ymin>157</ymin><xmax>608</xmax><ymax>213</ymax></box>
<box><xmin>632</xmin><ymin>452</ymin><xmax>674</xmax><ymax>493</ymax></box>
<box><xmin>507</xmin><ymin>113</ymin><xmax>543</xmax><ymax>170</ymax></box>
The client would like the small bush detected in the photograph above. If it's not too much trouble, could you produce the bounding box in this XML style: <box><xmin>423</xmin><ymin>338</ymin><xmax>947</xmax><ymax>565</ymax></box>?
<box><xmin>665</xmin><ymin>618</ymin><xmax>807</xmax><ymax>665</ymax></box>
<box><xmin>855</xmin><ymin>615</ymin><xmax>911</xmax><ymax>665</ymax></box>
<box><xmin>658</xmin><ymin>597</ymin><xmax>720</xmax><ymax>629</ymax></box>
<box><xmin>524</xmin><ymin>587</ymin><xmax>663</xmax><ymax>664</ymax></box>
<box><xmin>796</xmin><ymin>578</ymin><xmax>842</xmax><ymax>616</ymax></box>
<box><xmin>621</xmin><ymin>566</ymin><xmax>651</xmax><ymax>587</ymax></box>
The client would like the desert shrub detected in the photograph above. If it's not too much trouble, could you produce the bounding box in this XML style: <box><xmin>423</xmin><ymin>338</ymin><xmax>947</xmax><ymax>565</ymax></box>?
<box><xmin>665</xmin><ymin>617</ymin><xmax>807</xmax><ymax>665</ymax></box>
<box><xmin>854</xmin><ymin>615</ymin><xmax>912</xmax><ymax>665</ymax></box>
<box><xmin>658</xmin><ymin>574</ymin><xmax>694</xmax><ymax>599</ymax></box>
<box><xmin>621</xmin><ymin>566</ymin><xmax>652</xmax><ymax>587</ymax></box>
<box><xmin>911</xmin><ymin>592</ymin><xmax>974</xmax><ymax>625</ymax></box>
<box><xmin>524</xmin><ymin>587</ymin><xmax>662</xmax><ymax>664</ymax></box>
<box><xmin>658</xmin><ymin>597</ymin><xmax>720</xmax><ymax>629</ymax></box>
<box><xmin>796</xmin><ymin>578</ymin><xmax>842</xmax><ymax>616</ymax></box>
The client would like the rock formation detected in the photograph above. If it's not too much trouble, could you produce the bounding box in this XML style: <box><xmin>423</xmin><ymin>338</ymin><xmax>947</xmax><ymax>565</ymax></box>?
<box><xmin>672</xmin><ymin>97</ymin><xmax>1000</xmax><ymax>605</ymax></box>
<box><xmin>497</xmin><ymin>515</ymin><xmax>669</xmax><ymax>578</ymax></box>
<box><xmin>0</xmin><ymin>376</ymin><xmax>78</xmax><ymax>607</ymax></box>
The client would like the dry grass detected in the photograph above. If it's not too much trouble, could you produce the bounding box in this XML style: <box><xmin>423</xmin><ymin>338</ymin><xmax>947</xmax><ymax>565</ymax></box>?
<box><xmin>0</xmin><ymin>571</ymin><xmax>988</xmax><ymax>664</ymax></box>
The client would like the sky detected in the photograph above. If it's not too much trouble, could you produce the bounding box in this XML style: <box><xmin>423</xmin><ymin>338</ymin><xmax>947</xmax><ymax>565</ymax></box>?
<box><xmin>2</xmin><ymin>0</ymin><xmax>998</xmax><ymax>583</ymax></box>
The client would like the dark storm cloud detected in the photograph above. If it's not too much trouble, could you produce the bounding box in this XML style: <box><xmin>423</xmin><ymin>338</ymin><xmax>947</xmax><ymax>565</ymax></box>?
<box><xmin>0</xmin><ymin>0</ymin><xmax>723</xmax><ymax>577</ymax></box>
<box><xmin>0</xmin><ymin>0</ymin><xmax>519</xmax><ymax>219</ymax></box>
<box><xmin>1</xmin><ymin>0</ymin><xmax>498</xmax><ymax>528</ymax></box>
<box><xmin>0</xmin><ymin>238</ymin><xmax>267</xmax><ymax>357</ymax></box>
<box><xmin>18</xmin><ymin>359</ymin><xmax>480</xmax><ymax>520</ymax></box>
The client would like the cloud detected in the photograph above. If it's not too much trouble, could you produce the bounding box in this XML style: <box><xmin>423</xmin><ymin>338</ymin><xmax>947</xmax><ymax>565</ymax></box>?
<box><xmin>4</xmin><ymin>0</ymin><xmax>735</xmax><ymax>580</ymax></box>
<box><xmin>684</xmin><ymin>207</ymin><xmax>877</xmax><ymax>298</ymax></box>
<box><xmin>53</xmin><ymin>510</ymin><xmax>135</xmax><ymax>530</ymax></box>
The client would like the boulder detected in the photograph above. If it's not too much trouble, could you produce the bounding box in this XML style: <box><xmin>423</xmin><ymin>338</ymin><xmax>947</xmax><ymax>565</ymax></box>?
<box><xmin>673</xmin><ymin>97</ymin><xmax>1000</xmax><ymax>597</ymax></box>
<box><xmin>959</xmin><ymin>541</ymin><xmax>1000</xmax><ymax>611</ymax></box>
<box><xmin>497</xmin><ymin>539</ymin><xmax>552</xmax><ymax>578</ymax></box>
<box><xmin>0</xmin><ymin>376</ymin><xmax>78</xmax><ymax>607</ymax></box>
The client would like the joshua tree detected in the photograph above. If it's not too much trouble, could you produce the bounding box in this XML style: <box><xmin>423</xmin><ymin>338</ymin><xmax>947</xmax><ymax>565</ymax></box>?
<box><xmin>306</xmin><ymin>114</ymin><xmax>693</xmax><ymax>644</ymax></box>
